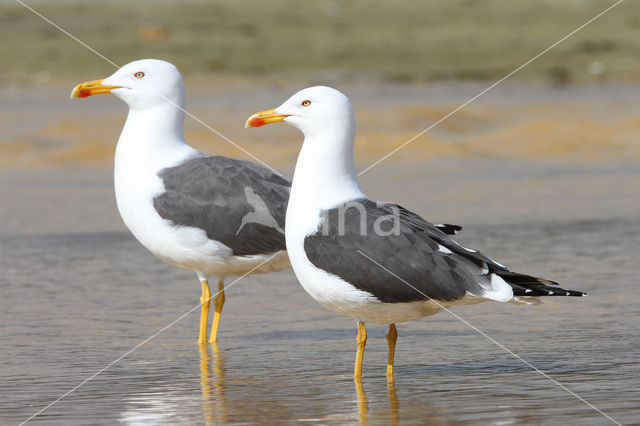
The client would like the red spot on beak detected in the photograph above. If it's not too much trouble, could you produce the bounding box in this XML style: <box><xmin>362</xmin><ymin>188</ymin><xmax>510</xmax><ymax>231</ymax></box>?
<box><xmin>248</xmin><ymin>117</ymin><xmax>266</xmax><ymax>127</ymax></box>
<box><xmin>78</xmin><ymin>89</ymin><xmax>92</xmax><ymax>98</ymax></box>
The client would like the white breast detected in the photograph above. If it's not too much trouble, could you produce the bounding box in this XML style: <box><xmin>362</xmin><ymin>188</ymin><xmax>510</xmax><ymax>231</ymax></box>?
<box><xmin>113</xmin><ymin>138</ymin><xmax>291</xmax><ymax>277</ymax></box>
<box><xmin>286</xmin><ymin>226</ymin><xmax>452</xmax><ymax>323</ymax></box>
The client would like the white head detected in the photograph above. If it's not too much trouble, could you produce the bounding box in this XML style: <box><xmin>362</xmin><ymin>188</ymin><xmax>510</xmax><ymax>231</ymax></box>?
<box><xmin>71</xmin><ymin>59</ymin><xmax>186</xmax><ymax>111</ymax></box>
<box><xmin>246</xmin><ymin>86</ymin><xmax>364</xmax><ymax>206</ymax></box>
<box><xmin>246</xmin><ymin>86</ymin><xmax>355</xmax><ymax>140</ymax></box>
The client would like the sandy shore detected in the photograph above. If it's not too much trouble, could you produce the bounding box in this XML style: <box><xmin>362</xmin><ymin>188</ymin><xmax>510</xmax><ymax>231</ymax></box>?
<box><xmin>2</xmin><ymin>80</ymin><xmax>639</xmax><ymax>170</ymax></box>
<box><xmin>1</xmin><ymin>80</ymin><xmax>639</xmax><ymax>236</ymax></box>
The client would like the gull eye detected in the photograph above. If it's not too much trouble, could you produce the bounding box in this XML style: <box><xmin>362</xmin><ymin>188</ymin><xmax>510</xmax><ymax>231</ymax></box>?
<box><xmin>134</xmin><ymin>71</ymin><xmax>145</xmax><ymax>79</ymax></box>
<box><xmin>301</xmin><ymin>100</ymin><xmax>311</xmax><ymax>107</ymax></box>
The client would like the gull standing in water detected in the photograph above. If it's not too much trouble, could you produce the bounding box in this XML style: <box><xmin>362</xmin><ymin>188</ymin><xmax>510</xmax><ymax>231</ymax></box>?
<box><xmin>72</xmin><ymin>59</ymin><xmax>291</xmax><ymax>344</ymax></box>
<box><xmin>247</xmin><ymin>86</ymin><xmax>586</xmax><ymax>382</ymax></box>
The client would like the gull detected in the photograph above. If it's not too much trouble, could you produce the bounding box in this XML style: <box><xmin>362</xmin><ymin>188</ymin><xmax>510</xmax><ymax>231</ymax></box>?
<box><xmin>71</xmin><ymin>59</ymin><xmax>291</xmax><ymax>344</ymax></box>
<box><xmin>246</xmin><ymin>86</ymin><xmax>586</xmax><ymax>382</ymax></box>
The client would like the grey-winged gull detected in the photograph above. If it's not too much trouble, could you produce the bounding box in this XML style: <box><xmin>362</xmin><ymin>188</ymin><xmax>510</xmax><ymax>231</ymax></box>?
<box><xmin>71</xmin><ymin>59</ymin><xmax>291</xmax><ymax>345</ymax></box>
<box><xmin>246</xmin><ymin>86</ymin><xmax>586</xmax><ymax>382</ymax></box>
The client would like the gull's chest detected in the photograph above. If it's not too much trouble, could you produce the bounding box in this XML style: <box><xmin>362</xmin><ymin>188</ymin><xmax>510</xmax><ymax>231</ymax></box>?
<box><xmin>113</xmin><ymin>137</ymin><xmax>197</xmax><ymax>234</ymax></box>
<box><xmin>113</xmin><ymin>153</ymin><xmax>169</xmax><ymax>247</ymax></box>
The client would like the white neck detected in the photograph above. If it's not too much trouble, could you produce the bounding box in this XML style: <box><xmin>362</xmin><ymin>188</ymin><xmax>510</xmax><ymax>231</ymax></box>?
<box><xmin>287</xmin><ymin>123</ymin><xmax>365</xmax><ymax>234</ymax></box>
<box><xmin>115</xmin><ymin>102</ymin><xmax>197</xmax><ymax>171</ymax></box>
<box><xmin>120</xmin><ymin>103</ymin><xmax>186</xmax><ymax>148</ymax></box>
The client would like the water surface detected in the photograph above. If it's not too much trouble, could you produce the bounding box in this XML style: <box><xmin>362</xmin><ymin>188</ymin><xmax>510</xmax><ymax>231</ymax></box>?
<box><xmin>1</xmin><ymin>160</ymin><xmax>639</xmax><ymax>425</ymax></box>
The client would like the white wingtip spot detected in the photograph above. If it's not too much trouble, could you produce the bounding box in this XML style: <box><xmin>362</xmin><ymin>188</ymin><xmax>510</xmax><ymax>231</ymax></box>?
<box><xmin>548</xmin><ymin>291</ymin><xmax>554</xmax><ymax>295</ymax></box>
<box><xmin>437</xmin><ymin>244</ymin><xmax>453</xmax><ymax>254</ymax></box>
<box><xmin>525</xmin><ymin>289</ymin><xmax>532</xmax><ymax>293</ymax></box>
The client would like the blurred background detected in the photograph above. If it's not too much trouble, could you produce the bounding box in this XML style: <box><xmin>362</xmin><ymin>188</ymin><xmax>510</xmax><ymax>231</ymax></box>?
<box><xmin>1</xmin><ymin>1</ymin><xmax>639</xmax><ymax>424</ymax></box>
<box><xmin>2</xmin><ymin>0</ymin><xmax>640</xmax><ymax>175</ymax></box>
<box><xmin>3</xmin><ymin>0</ymin><xmax>640</xmax><ymax>84</ymax></box>
<box><xmin>2</xmin><ymin>0</ymin><xmax>639</xmax><ymax>231</ymax></box>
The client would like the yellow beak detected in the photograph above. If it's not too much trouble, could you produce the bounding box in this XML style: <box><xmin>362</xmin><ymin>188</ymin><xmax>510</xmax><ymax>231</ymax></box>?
<box><xmin>245</xmin><ymin>108</ymin><xmax>289</xmax><ymax>128</ymax></box>
<box><xmin>70</xmin><ymin>79</ymin><xmax>121</xmax><ymax>99</ymax></box>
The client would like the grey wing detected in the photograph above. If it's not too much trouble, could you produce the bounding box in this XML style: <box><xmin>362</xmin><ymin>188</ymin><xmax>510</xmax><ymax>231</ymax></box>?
<box><xmin>304</xmin><ymin>199</ymin><xmax>488</xmax><ymax>303</ymax></box>
<box><xmin>305</xmin><ymin>199</ymin><xmax>585</xmax><ymax>302</ymax></box>
<box><xmin>378</xmin><ymin>201</ymin><xmax>461</xmax><ymax>235</ymax></box>
<box><xmin>153</xmin><ymin>155</ymin><xmax>290</xmax><ymax>256</ymax></box>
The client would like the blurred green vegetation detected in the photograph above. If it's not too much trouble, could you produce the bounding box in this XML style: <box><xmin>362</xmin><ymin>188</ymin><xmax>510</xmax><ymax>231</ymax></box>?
<box><xmin>1</xmin><ymin>0</ymin><xmax>639</xmax><ymax>85</ymax></box>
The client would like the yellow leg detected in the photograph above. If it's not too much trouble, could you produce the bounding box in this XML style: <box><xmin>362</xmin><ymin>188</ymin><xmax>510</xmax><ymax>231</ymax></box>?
<box><xmin>386</xmin><ymin>323</ymin><xmax>398</xmax><ymax>383</ymax></box>
<box><xmin>354</xmin><ymin>322</ymin><xmax>367</xmax><ymax>382</ymax></box>
<box><xmin>209</xmin><ymin>280</ymin><xmax>225</xmax><ymax>343</ymax></box>
<box><xmin>199</xmin><ymin>280</ymin><xmax>211</xmax><ymax>345</ymax></box>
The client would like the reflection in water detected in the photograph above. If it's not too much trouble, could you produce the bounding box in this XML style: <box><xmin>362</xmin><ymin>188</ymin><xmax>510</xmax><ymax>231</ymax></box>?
<box><xmin>354</xmin><ymin>380</ymin><xmax>369</xmax><ymax>424</ymax></box>
<box><xmin>7</xmin><ymin>216</ymin><xmax>640</xmax><ymax>424</ymax></box>
<box><xmin>354</xmin><ymin>380</ymin><xmax>401</xmax><ymax>425</ymax></box>
<box><xmin>387</xmin><ymin>381</ymin><xmax>399</xmax><ymax>426</ymax></box>
<box><xmin>199</xmin><ymin>343</ymin><xmax>227</xmax><ymax>425</ymax></box>
<box><xmin>118</xmin><ymin>345</ymin><xmax>228</xmax><ymax>425</ymax></box>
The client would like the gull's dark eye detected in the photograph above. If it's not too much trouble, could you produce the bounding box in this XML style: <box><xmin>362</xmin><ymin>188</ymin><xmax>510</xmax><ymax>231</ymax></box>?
<box><xmin>301</xmin><ymin>100</ymin><xmax>311</xmax><ymax>107</ymax></box>
<box><xmin>134</xmin><ymin>72</ymin><xmax>145</xmax><ymax>78</ymax></box>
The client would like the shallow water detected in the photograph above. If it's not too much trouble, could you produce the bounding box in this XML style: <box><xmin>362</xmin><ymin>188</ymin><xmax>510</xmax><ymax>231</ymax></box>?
<box><xmin>1</xmin><ymin>159</ymin><xmax>639</xmax><ymax>425</ymax></box>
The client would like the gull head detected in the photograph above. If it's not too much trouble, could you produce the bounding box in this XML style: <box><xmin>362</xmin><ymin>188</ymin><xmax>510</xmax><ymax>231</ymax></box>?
<box><xmin>71</xmin><ymin>59</ymin><xmax>186</xmax><ymax>111</ymax></box>
<box><xmin>246</xmin><ymin>86</ymin><xmax>355</xmax><ymax>138</ymax></box>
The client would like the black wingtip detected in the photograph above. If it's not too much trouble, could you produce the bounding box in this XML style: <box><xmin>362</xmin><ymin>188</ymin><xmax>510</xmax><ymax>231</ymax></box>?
<box><xmin>436</xmin><ymin>223</ymin><xmax>463</xmax><ymax>235</ymax></box>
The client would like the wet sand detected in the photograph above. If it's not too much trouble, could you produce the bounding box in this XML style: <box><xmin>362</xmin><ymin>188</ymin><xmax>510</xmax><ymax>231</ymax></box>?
<box><xmin>1</xmin><ymin>82</ymin><xmax>639</xmax><ymax>424</ymax></box>
<box><xmin>2</xmin><ymin>81</ymin><xmax>640</xmax><ymax>169</ymax></box>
